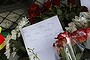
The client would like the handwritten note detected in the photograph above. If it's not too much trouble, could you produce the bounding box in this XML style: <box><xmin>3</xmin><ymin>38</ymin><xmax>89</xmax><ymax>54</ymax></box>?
<box><xmin>20</xmin><ymin>16</ymin><xmax>63</xmax><ymax>60</ymax></box>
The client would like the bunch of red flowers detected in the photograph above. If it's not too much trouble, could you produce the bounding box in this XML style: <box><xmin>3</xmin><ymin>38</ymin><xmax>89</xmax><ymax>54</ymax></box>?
<box><xmin>53</xmin><ymin>27</ymin><xmax>90</xmax><ymax>48</ymax></box>
<box><xmin>28</xmin><ymin>0</ymin><xmax>88</xmax><ymax>25</ymax></box>
<box><xmin>28</xmin><ymin>0</ymin><xmax>61</xmax><ymax>24</ymax></box>
<box><xmin>53</xmin><ymin>27</ymin><xmax>90</xmax><ymax>57</ymax></box>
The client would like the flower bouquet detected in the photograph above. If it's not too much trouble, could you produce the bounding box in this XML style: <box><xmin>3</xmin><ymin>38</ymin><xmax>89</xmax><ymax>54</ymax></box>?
<box><xmin>0</xmin><ymin>17</ymin><xmax>30</xmax><ymax>60</ymax></box>
<box><xmin>53</xmin><ymin>12</ymin><xmax>90</xmax><ymax>60</ymax></box>
<box><xmin>28</xmin><ymin>0</ymin><xmax>88</xmax><ymax>28</ymax></box>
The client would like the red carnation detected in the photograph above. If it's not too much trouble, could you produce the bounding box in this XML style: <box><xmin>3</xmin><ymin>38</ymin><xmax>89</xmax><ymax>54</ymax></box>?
<box><xmin>67</xmin><ymin>0</ymin><xmax>76</xmax><ymax>5</ymax></box>
<box><xmin>60</xmin><ymin>32</ymin><xmax>75</xmax><ymax>44</ymax></box>
<box><xmin>55</xmin><ymin>32</ymin><xmax>68</xmax><ymax>47</ymax></box>
<box><xmin>52</xmin><ymin>0</ymin><xmax>60</xmax><ymax>7</ymax></box>
<box><xmin>56</xmin><ymin>33</ymin><xmax>65</xmax><ymax>40</ymax></box>
<box><xmin>43</xmin><ymin>0</ymin><xmax>51</xmax><ymax>11</ymax></box>
<box><xmin>73</xmin><ymin>29</ymin><xmax>87</xmax><ymax>43</ymax></box>
<box><xmin>57</xmin><ymin>41</ymin><xmax>63</xmax><ymax>47</ymax></box>
<box><xmin>0</xmin><ymin>34</ymin><xmax>5</xmax><ymax>45</ymax></box>
<box><xmin>55</xmin><ymin>38</ymin><xmax>66</xmax><ymax>47</ymax></box>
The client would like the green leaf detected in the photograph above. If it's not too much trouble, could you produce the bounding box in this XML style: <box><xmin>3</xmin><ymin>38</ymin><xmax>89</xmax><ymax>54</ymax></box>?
<box><xmin>76</xmin><ymin>53</ymin><xmax>83</xmax><ymax>60</ymax></box>
<box><xmin>57</xmin><ymin>8</ymin><xmax>62</xmax><ymax>15</ymax></box>
<box><xmin>60</xmin><ymin>48</ymin><xmax>67</xmax><ymax>60</ymax></box>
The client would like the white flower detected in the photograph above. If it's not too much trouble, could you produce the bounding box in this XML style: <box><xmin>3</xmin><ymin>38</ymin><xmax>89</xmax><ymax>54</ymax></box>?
<box><xmin>4</xmin><ymin>34</ymin><xmax>11</xmax><ymax>59</ymax></box>
<box><xmin>13</xmin><ymin>47</ymin><xmax>16</xmax><ymax>51</ymax></box>
<box><xmin>68</xmin><ymin>22</ymin><xmax>77</xmax><ymax>32</ymax></box>
<box><xmin>12</xmin><ymin>52</ymin><xmax>16</xmax><ymax>57</ymax></box>
<box><xmin>80</xmin><ymin>12</ymin><xmax>90</xmax><ymax>18</ymax></box>
<box><xmin>5</xmin><ymin>34</ymin><xmax>11</xmax><ymax>41</ymax></box>
<box><xmin>18</xmin><ymin>32</ymin><xmax>20</xmax><ymax>37</ymax></box>
<box><xmin>4</xmin><ymin>47</ymin><xmax>10</xmax><ymax>59</ymax></box>
<box><xmin>73</xmin><ymin>16</ymin><xmax>88</xmax><ymax>28</ymax></box>
<box><xmin>3</xmin><ymin>17</ymin><xmax>29</xmax><ymax>59</ymax></box>
<box><xmin>15</xmin><ymin>26</ymin><xmax>20</xmax><ymax>32</ymax></box>
<box><xmin>18</xmin><ymin>17</ymin><xmax>29</xmax><ymax>29</ymax></box>
<box><xmin>65</xmin><ymin>22</ymin><xmax>77</xmax><ymax>32</ymax></box>
<box><xmin>15</xmin><ymin>17</ymin><xmax>29</xmax><ymax>31</ymax></box>
<box><xmin>11</xmin><ymin>30</ymin><xmax>17</xmax><ymax>40</ymax></box>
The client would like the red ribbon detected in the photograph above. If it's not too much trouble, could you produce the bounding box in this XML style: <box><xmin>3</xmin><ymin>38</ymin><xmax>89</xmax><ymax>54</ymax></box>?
<box><xmin>0</xmin><ymin>34</ymin><xmax>5</xmax><ymax>45</ymax></box>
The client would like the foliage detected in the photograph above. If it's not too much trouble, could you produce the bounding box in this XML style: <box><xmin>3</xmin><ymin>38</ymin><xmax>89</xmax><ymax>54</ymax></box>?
<box><xmin>28</xmin><ymin>0</ymin><xmax>88</xmax><ymax>29</ymax></box>
<box><xmin>28</xmin><ymin>48</ymin><xmax>40</xmax><ymax>60</ymax></box>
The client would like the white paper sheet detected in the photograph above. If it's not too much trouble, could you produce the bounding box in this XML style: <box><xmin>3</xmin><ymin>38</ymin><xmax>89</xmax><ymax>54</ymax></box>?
<box><xmin>20</xmin><ymin>16</ymin><xmax>63</xmax><ymax>60</ymax></box>
<box><xmin>80</xmin><ymin>0</ymin><xmax>90</xmax><ymax>10</ymax></box>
